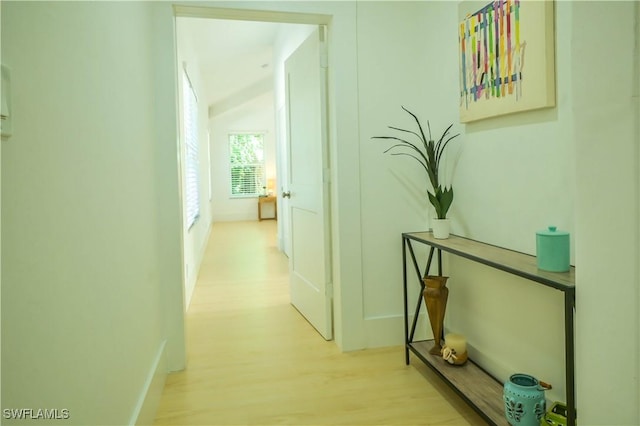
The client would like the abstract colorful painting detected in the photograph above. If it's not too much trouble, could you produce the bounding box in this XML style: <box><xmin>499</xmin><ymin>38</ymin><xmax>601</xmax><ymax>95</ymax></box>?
<box><xmin>458</xmin><ymin>0</ymin><xmax>555</xmax><ymax>122</ymax></box>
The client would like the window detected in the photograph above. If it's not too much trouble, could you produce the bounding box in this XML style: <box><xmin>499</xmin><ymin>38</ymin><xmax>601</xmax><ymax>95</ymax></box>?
<box><xmin>229</xmin><ymin>133</ymin><xmax>265</xmax><ymax>197</ymax></box>
<box><xmin>183</xmin><ymin>70</ymin><xmax>199</xmax><ymax>227</ymax></box>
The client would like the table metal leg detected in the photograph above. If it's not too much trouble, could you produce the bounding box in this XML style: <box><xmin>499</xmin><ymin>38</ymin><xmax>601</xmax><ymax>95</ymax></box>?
<box><xmin>565</xmin><ymin>289</ymin><xmax>576</xmax><ymax>426</ymax></box>
<box><xmin>403</xmin><ymin>237</ymin><xmax>409</xmax><ymax>365</ymax></box>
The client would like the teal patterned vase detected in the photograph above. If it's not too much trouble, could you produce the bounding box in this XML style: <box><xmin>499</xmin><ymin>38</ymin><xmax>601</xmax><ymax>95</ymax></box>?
<box><xmin>503</xmin><ymin>374</ymin><xmax>546</xmax><ymax>426</ymax></box>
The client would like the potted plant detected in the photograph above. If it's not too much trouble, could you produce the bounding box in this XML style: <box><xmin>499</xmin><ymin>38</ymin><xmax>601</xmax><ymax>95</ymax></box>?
<box><xmin>373</xmin><ymin>106</ymin><xmax>459</xmax><ymax>239</ymax></box>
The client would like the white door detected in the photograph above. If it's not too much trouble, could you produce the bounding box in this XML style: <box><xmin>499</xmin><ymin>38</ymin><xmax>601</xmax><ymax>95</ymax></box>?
<box><xmin>276</xmin><ymin>105</ymin><xmax>291</xmax><ymax>257</ymax></box>
<box><xmin>284</xmin><ymin>27</ymin><xmax>333</xmax><ymax>340</ymax></box>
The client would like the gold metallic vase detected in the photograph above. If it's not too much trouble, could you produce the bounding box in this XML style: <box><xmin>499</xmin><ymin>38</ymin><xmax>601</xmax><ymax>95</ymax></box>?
<box><xmin>422</xmin><ymin>275</ymin><xmax>449</xmax><ymax>355</ymax></box>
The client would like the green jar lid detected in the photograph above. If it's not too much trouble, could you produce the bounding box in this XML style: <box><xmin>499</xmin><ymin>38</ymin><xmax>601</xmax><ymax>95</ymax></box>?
<box><xmin>536</xmin><ymin>226</ymin><xmax>569</xmax><ymax>237</ymax></box>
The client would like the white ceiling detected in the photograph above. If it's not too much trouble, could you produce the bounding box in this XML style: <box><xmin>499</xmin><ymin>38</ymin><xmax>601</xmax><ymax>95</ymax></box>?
<box><xmin>176</xmin><ymin>17</ymin><xmax>282</xmax><ymax>108</ymax></box>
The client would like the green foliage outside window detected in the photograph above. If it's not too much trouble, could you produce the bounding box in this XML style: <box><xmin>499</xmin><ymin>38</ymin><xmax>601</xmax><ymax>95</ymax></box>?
<box><xmin>229</xmin><ymin>133</ymin><xmax>265</xmax><ymax>197</ymax></box>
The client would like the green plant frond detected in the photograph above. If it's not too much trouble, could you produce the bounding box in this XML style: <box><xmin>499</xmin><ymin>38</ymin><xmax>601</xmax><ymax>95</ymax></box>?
<box><xmin>387</xmin><ymin>126</ymin><xmax>425</xmax><ymax>145</ymax></box>
<box><xmin>375</xmin><ymin>136</ymin><xmax>430</xmax><ymax>166</ymax></box>
<box><xmin>440</xmin><ymin>132</ymin><xmax>460</xmax><ymax>148</ymax></box>
<box><xmin>428</xmin><ymin>191</ymin><xmax>442</xmax><ymax>218</ymax></box>
<box><xmin>424</xmin><ymin>139</ymin><xmax>439</xmax><ymax>191</ymax></box>
<box><xmin>425</xmin><ymin>140</ymin><xmax>436</xmax><ymax>166</ymax></box>
<box><xmin>401</xmin><ymin>106</ymin><xmax>429</xmax><ymax>153</ymax></box>
<box><xmin>428</xmin><ymin>186</ymin><xmax>454</xmax><ymax>219</ymax></box>
<box><xmin>435</xmin><ymin>132</ymin><xmax>460</xmax><ymax>165</ymax></box>
<box><xmin>375</xmin><ymin>107</ymin><xmax>459</xmax><ymax>219</ymax></box>
<box><xmin>438</xmin><ymin>123</ymin><xmax>454</xmax><ymax>143</ymax></box>
<box><xmin>435</xmin><ymin>123</ymin><xmax>454</xmax><ymax>156</ymax></box>
<box><xmin>372</xmin><ymin>135</ymin><xmax>408</xmax><ymax>142</ymax></box>
<box><xmin>439</xmin><ymin>186</ymin><xmax>454</xmax><ymax>219</ymax></box>
<box><xmin>388</xmin><ymin>152</ymin><xmax>430</xmax><ymax>176</ymax></box>
<box><xmin>372</xmin><ymin>135</ymin><xmax>416</xmax><ymax>151</ymax></box>
<box><xmin>426</xmin><ymin>169</ymin><xmax>438</xmax><ymax>193</ymax></box>
<box><xmin>426</xmin><ymin>139</ymin><xmax>436</xmax><ymax>160</ymax></box>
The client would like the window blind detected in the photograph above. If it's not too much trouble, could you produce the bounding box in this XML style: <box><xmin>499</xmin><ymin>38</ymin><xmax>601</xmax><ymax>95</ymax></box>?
<box><xmin>183</xmin><ymin>71</ymin><xmax>200</xmax><ymax>227</ymax></box>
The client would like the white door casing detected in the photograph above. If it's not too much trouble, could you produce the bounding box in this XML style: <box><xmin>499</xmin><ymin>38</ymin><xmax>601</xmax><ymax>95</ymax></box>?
<box><xmin>284</xmin><ymin>26</ymin><xmax>333</xmax><ymax>340</ymax></box>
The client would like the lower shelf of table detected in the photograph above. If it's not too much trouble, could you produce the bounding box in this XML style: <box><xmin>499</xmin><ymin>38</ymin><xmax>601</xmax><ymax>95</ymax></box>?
<box><xmin>408</xmin><ymin>340</ymin><xmax>508</xmax><ymax>426</ymax></box>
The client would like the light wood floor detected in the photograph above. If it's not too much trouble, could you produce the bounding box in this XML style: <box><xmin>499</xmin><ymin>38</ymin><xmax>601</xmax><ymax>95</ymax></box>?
<box><xmin>153</xmin><ymin>221</ymin><xmax>486</xmax><ymax>425</ymax></box>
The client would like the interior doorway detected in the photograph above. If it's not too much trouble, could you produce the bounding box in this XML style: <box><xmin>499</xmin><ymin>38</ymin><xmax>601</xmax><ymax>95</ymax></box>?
<box><xmin>172</xmin><ymin>5</ymin><xmax>335</xmax><ymax>361</ymax></box>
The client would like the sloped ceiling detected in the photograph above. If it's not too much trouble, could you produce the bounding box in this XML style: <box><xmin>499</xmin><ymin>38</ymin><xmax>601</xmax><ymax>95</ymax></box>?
<box><xmin>176</xmin><ymin>17</ymin><xmax>280</xmax><ymax>111</ymax></box>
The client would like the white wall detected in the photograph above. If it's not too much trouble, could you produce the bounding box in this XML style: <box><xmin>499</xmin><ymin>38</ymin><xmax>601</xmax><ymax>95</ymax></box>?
<box><xmin>358</xmin><ymin>2</ymin><xmax>574</xmax><ymax>390</ymax></box>
<box><xmin>431</xmin><ymin>0</ymin><xmax>571</xmax><ymax>404</ymax></box>
<box><xmin>358</xmin><ymin>1</ymin><xmax>638</xmax><ymax>423</ymax></box>
<box><xmin>1</xmin><ymin>2</ymin><xmax>183</xmax><ymax>424</ymax></box>
<box><xmin>176</xmin><ymin>19</ymin><xmax>213</xmax><ymax>308</ymax></box>
<box><xmin>149</xmin><ymin>0</ymin><xmax>187</xmax><ymax>379</ymax></box>
<box><xmin>573</xmin><ymin>2</ymin><xmax>639</xmax><ymax>423</ymax></box>
<box><xmin>209</xmin><ymin>92</ymin><xmax>276</xmax><ymax>222</ymax></box>
<box><xmin>357</xmin><ymin>1</ymin><xmax>437</xmax><ymax>346</ymax></box>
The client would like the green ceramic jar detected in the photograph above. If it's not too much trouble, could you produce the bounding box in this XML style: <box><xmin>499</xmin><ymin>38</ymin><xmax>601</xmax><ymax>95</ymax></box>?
<box><xmin>536</xmin><ymin>226</ymin><xmax>570</xmax><ymax>272</ymax></box>
<box><xmin>503</xmin><ymin>373</ymin><xmax>546</xmax><ymax>426</ymax></box>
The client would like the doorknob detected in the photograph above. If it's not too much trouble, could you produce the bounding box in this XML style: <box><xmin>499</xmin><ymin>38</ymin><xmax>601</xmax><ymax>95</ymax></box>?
<box><xmin>282</xmin><ymin>191</ymin><xmax>291</xmax><ymax>199</ymax></box>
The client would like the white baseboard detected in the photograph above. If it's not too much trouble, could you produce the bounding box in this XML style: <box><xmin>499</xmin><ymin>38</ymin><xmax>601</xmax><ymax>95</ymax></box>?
<box><xmin>185</xmin><ymin>222</ymin><xmax>212</xmax><ymax>310</ymax></box>
<box><xmin>129</xmin><ymin>340</ymin><xmax>167</xmax><ymax>426</ymax></box>
<box><xmin>363</xmin><ymin>313</ymin><xmax>430</xmax><ymax>348</ymax></box>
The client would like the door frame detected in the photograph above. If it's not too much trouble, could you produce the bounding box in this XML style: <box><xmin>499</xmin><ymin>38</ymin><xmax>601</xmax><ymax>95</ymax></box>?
<box><xmin>169</xmin><ymin>5</ymin><xmax>364</xmax><ymax>357</ymax></box>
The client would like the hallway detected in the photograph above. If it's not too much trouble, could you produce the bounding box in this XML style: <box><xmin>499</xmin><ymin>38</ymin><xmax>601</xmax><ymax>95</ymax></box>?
<box><xmin>153</xmin><ymin>221</ymin><xmax>483</xmax><ymax>425</ymax></box>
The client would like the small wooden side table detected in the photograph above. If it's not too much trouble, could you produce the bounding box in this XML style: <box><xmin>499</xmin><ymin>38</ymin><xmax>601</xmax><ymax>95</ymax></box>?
<box><xmin>258</xmin><ymin>196</ymin><xmax>277</xmax><ymax>221</ymax></box>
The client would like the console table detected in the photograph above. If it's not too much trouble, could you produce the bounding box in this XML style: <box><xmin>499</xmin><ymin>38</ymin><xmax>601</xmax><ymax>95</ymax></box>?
<box><xmin>402</xmin><ymin>232</ymin><xmax>576</xmax><ymax>426</ymax></box>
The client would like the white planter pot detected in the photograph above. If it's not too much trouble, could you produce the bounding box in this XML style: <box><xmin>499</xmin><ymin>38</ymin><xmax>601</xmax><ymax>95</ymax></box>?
<box><xmin>431</xmin><ymin>218</ymin><xmax>450</xmax><ymax>239</ymax></box>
